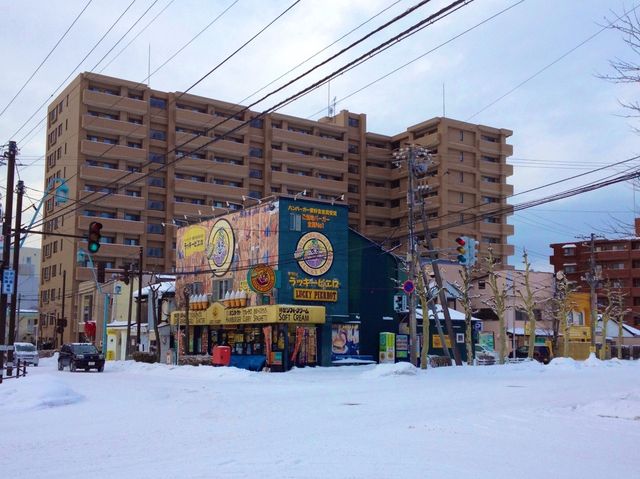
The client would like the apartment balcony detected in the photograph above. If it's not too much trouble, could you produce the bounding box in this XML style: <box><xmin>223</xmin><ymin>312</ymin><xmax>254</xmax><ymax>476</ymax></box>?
<box><xmin>366</xmin><ymin>145</ymin><xmax>391</xmax><ymax>160</ymax></box>
<box><xmin>80</xmin><ymin>191</ymin><xmax>145</xmax><ymax>210</ymax></box>
<box><xmin>480</xmin><ymin>161</ymin><xmax>514</xmax><ymax>177</ymax></box>
<box><xmin>213</xmin><ymin>116</ymin><xmax>249</xmax><ymax>135</ymax></box>
<box><xmin>174</xmin><ymin>178</ymin><xmax>217</xmax><ymax>196</ymax></box>
<box><xmin>272</xmin><ymin>128</ymin><xmax>346</xmax><ymax>153</ymax></box>
<box><xmin>366</xmin><ymin>165</ymin><xmax>391</xmax><ymax>181</ymax></box>
<box><xmin>207</xmin><ymin>138</ymin><xmax>248</xmax><ymax>158</ymax></box>
<box><xmin>595</xmin><ymin>250</ymin><xmax>631</xmax><ymax>262</ymax></box>
<box><xmin>175</xmin><ymin>108</ymin><xmax>213</xmax><ymax>128</ymax></box>
<box><xmin>78</xmin><ymin>215</ymin><xmax>145</xmax><ymax>235</ymax></box>
<box><xmin>478</xmin><ymin>138</ymin><xmax>513</xmax><ymax>157</ymax></box>
<box><xmin>173</xmin><ymin>202</ymin><xmax>209</xmax><ymax>218</ymax></box>
<box><xmin>271</xmin><ymin>171</ymin><xmax>345</xmax><ymax>194</ymax></box>
<box><xmin>366</xmin><ymin>186</ymin><xmax>390</xmax><ymax>200</ymax></box>
<box><xmin>83</xmin><ymin>89</ymin><xmax>147</xmax><ymax>115</ymax></box>
<box><xmin>479</xmin><ymin>221</ymin><xmax>514</xmax><ymax>237</ymax></box>
<box><xmin>365</xmin><ymin>204</ymin><xmax>392</xmax><ymax>219</ymax></box>
<box><xmin>175</xmin><ymin>131</ymin><xmax>211</xmax><ymax>151</ymax></box>
<box><xmin>80</xmin><ymin>140</ymin><xmax>146</xmax><ymax>162</ymax></box>
<box><xmin>273</xmin><ymin>150</ymin><xmax>346</xmax><ymax>174</ymax></box>
<box><xmin>415</xmin><ymin>132</ymin><xmax>440</xmax><ymax>148</ymax></box>
<box><xmin>82</xmin><ymin>114</ymin><xmax>146</xmax><ymax>139</ymax></box>
<box><xmin>479</xmin><ymin>181</ymin><xmax>513</xmax><ymax>196</ymax></box>
<box><xmin>80</xmin><ymin>165</ymin><xmax>122</xmax><ymax>183</ymax></box>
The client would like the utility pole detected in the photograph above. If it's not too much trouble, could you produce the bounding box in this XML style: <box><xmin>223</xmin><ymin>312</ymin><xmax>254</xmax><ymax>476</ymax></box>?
<box><xmin>406</xmin><ymin>147</ymin><xmax>419</xmax><ymax>367</ymax></box>
<box><xmin>183</xmin><ymin>285</ymin><xmax>192</xmax><ymax>356</ymax></box>
<box><xmin>60</xmin><ymin>270</ymin><xmax>66</xmax><ymax>346</ymax></box>
<box><xmin>6</xmin><ymin>180</ymin><xmax>24</xmax><ymax>375</ymax></box>
<box><xmin>125</xmin><ymin>263</ymin><xmax>134</xmax><ymax>359</ymax></box>
<box><xmin>0</xmin><ymin>140</ymin><xmax>17</xmax><ymax>381</ymax></box>
<box><xmin>136</xmin><ymin>247</ymin><xmax>143</xmax><ymax>350</ymax></box>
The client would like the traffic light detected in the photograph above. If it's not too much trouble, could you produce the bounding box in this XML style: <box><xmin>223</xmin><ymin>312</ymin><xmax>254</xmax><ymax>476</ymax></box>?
<box><xmin>87</xmin><ymin>221</ymin><xmax>103</xmax><ymax>253</ymax></box>
<box><xmin>97</xmin><ymin>262</ymin><xmax>106</xmax><ymax>283</ymax></box>
<box><xmin>455</xmin><ymin>236</ymin><xmax>468</xmax><ymax>265</ymax></box>
<box><xmin>467</xmin><ymin>238</ymin><xmax>477</xmax><ymax>267</ymax></box>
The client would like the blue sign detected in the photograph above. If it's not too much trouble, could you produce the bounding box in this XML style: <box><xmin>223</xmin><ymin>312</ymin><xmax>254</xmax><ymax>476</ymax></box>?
<box><xmin>2</xmin><ymin>269</ymin><xmax>15</xmax><ymax>295</ymax></box>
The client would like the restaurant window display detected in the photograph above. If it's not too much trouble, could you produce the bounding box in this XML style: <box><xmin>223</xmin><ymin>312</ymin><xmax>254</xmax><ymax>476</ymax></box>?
<box><xmin>331</xmin><ymin>323</ymin><xmax>360</xmax><ymax>360</ymax></box>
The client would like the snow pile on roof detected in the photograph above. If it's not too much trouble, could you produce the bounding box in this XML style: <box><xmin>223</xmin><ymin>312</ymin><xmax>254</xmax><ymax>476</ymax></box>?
<box><xmin>507</xmin><ymin>327</ymin><xmax>554</xmax><ymax>336</ymax></box>
<box><xmin>596</xmin><ymin>319</ymin><xmax>640</xmax><ymax>338</ymax></box>
<box><xmin>361</xmin><ymin>362</ymin><xmax>418</xmax><ymax>379</ymax></box>
<box><xmin>133</xmin><ymin>281</ymin><xmax>175</xmax><ymax>298</ymax></box>
<box><xmin>417</xmin><ymin>304</ymin><xmax>479</xmax><ymax>321</ymax></box>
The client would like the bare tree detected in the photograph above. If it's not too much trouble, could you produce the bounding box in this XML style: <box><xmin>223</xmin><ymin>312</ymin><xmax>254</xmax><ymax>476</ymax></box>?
<box><xmin>458</xmin><ymin>264</ymin><xmax>477</xmax><ymax>365</ymax></box>
<box><xmin>483</xmin><ymin>248</ymin><xmax>509</xmax><ymax>364</ymax></box>
<box><xmin>551</xmin><ymin>273</ymin><xmax>578</xmax><ymax>357</ymax></box>
<box><xmin>517</xmin><ymin>251</ymin><xmax>538</xmax><ymax>360</ymax></box>
<box><xmin>598</xmin><ymin>281</ymin><xmax>629</xmax><ymax>360</ymax></box>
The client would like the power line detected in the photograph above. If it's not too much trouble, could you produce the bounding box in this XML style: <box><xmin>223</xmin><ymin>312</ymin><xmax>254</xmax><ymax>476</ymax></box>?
<box><xmin>307</xmin><ymin>0</ymin><xmax>524</xmax><ymax>119</ymax></box>
<box><xmin>8</xmin><ymin>0</ymin><xmax>138</xmax><ymax>141</ymax></box>
<box><xmin>0</xmin><ymin>1</ymin><xmax>93</xmax><ymax>119</ymax></box>
<box><xmin>466</xmin><ymin>3</ymin><xmax>640</xmax><ymax>120</ymax></box>
<box><xmin>30</xmin><ymin>0</ymin><xmax>468</xmax><ymax>231</ymax></box>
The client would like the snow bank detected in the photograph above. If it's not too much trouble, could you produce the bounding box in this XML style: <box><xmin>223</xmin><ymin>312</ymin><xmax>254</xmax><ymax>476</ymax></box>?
<box><xmin>361</xmin><ymin>362</ymin><xmax>419</xmax><ymax>378</ymax></box>
<box><xmin>106</xmin><ymin>359</ymin><xmax>255</xmax><ymax>380</ymax></box>
<box><xmin>0</xmin><ymin>375</ymin><xmax>84</xmax><ymax>412</ymax></box>
<box><xmin>576</xmin><ymin>391</ymin><xmax>640</xmax><ymax>421</ymax></box>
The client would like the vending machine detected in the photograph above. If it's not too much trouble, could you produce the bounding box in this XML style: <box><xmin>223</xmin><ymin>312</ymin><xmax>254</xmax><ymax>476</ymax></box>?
<box><xmin>379</xmin><ymin>332</ymin><xmax>396</xmax><ymax>364</ymax></box>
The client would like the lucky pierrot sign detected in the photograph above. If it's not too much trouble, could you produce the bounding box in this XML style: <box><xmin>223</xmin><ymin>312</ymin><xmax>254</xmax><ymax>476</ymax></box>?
<box><xmin>278</xmin><ymin>198</ymin><xmax>348</xmax><ymax>318</ymax></box>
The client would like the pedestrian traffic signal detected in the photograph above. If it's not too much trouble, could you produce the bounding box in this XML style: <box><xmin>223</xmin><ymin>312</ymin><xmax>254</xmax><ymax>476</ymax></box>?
<box><xmin>97</xmin><ymin>262</ymin><xmax>106</xmax><ymax>283</ymax></box>
<box><xmin>87</xmin><ymin>221</ymin><xmax>103</xmax><ymax>253</ymax></box>
<box><xmin>455</xmin><ymin>236</ymin><xmax>467</xmax><ymax>264</ymax></box>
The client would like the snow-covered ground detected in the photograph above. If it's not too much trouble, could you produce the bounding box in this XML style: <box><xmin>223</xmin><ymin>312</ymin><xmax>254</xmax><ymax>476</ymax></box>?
<box><xmin>1</xmin><ymin>355</ymin><xmax>639</xmax><ymax>479</ymax></box>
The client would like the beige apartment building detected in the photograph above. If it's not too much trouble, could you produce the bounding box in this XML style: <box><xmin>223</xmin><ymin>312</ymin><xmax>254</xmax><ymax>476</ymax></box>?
<box><xmin>39</xmin><ymin>72</ymin><xmax>513</xmax><ymax>345</ymax></box>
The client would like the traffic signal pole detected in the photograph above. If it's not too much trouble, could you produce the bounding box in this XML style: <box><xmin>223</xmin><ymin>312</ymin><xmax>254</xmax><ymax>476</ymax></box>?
<box><xmin>0</xmin><ymin>141</ymin><xmax>17</xmax><ymax>382</ymax></box>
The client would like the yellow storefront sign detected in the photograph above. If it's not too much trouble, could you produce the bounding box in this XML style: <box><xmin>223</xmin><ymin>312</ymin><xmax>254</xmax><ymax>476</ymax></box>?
<box><xmin>170</xmin><ymin>303</ymin><xmax>325</xmax><ymax>326</ymax></box>
<box><xmin>432</xmin><ymin>335</ymin><xmax>452</xmax><ymax>349</ymax></box>
<box><xmin>293</xmin><ymin>288</ymin><xmax>338</xmax><ymax>302</ymax></box>
<box><xmin>182</xmin><ymin>225</ymin><xmax>207</xmax><ymax>257</ymax></box>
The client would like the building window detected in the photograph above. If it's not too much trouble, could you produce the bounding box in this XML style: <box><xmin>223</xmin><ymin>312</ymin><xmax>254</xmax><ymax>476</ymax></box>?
<box><xmin>249</xmin><ymin>118</ymin><xmax>264</xmax><ymax>128</ymax></box>
<box><xmin>481</xmin><ymin>155</ymin><xmax>498</xmax><ymax>163</ymax></box>
<box><xmin>150</xmin><ymin>97</ymin><xmax>166</xmax><ymax>109</ymax></box>
<box><xmin>478</xmin><ymin>280</ymin><xmax>486</xmax><ymax>290</ymax></box>
<box><xmin>150</xmin><ymin>130</ymin><xmax>166</xmax><ymax>141</ymax></box>
<box><xmin>563</xmin><ymin>265</ymin><xmax>577</xmax><ymax>274</ymax></box>
<box><xmin>249</xmin><ymin>146</ymin><xmax>263</xmax><ymax>158</ymax></box>
<box><xmin>348</xmin><ymin>143</ymin><xmax>359</xmax><ymax>154</ymax></box>
<box><xmin>148</xmin><ymin>177</ymin><xmax>165</xmax><ymax>188</ymax></box>
<box><xmin>147</xmin><ymin>223</ymin><xmax>164</xmax><ymax>234</ymax></box>
<box><xmin>148</xmin><ymin>247</ymin><xmax>164</xmax><ymax>258</ymax></box>
<box><xmin>482</xmin><ymin>236</ymin><xmax>499</xmax><ymax>244</ymax></box>
<box><xmin>124</xmin><ymin>238</ymin><xmax>140</xmax><ymax>246</ymax></box>
<box><xmin>348</xmin><ymin>117</ymin><xmax>360</xmax><ymax>127</ymax></box>
<box><xmin>127</xmin><ymin>141</ymin><xmax>142</xmax><ymax>149</ymax></box>
<box><xmin>459</xmin><ymin>192</ymin><xmax>464</xmax><ymax>204</ymax></box>
<box><xmin>482</xmin><ymin>196</ymin><xmax>499</xmax><ymax>204</ymax></box>
<box><xmin>290</xmin><ymin>213</ymin><xmax>301</xmax><ymax>231</ymax></box>
<box><xmin>124</xmin><ymin>213</ymin><xmax>140</xmax><ymax>221</ymax></box>
<box><xmin>481</xmin><ymin>175</ymin><xmax>498</xmax><ymax>183</ymax></box>
<box><xmin>148</xmin><ymin>200</ymin><xmax>164</xmax><ymax>211</ymax></box>
<box><xmin>149</xmin><ymin>153</ymin><xmax>165</xmax><ymax>164</ymax></box>
<box><xmin>249</xmin><ymin>168</ymin><xmax>263</xmax><ymax>179</ymax></box>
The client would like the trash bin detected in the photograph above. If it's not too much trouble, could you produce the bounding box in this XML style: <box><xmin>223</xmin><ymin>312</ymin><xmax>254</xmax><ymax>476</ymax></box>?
<box><xmin>212</xmin><ymin>345</ymin><xmax>231</xmax><ymax>366</ymax></box>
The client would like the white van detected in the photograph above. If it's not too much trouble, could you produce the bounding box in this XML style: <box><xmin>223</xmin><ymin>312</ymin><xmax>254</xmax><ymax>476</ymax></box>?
<box><xmin>14</xmin><ymin>342</ymin><xmax>39</xmax><ymax>366</ymax></box>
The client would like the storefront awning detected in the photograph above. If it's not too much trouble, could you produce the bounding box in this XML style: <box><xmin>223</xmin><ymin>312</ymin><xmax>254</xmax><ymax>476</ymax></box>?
<box><xmin>170</xmin><ymin>303</ymin><xmax>325</xmax><ymax>326</ymax></box>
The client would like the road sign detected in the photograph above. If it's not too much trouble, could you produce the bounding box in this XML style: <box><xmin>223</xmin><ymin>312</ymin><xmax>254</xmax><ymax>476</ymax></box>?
<box><xmin>2</xmin><ymin>269</ymin><xmax>15</xmax><ymax>295</ymax></box>
<box><xmin>402</xmin><ymin>280</ymin><xmax>415</xmax><ymax>294</ymax></box>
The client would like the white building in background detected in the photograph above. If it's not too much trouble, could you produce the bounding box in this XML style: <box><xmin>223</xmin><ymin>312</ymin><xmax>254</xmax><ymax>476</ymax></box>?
<box><xmin>0</xmin><ymin>246</ymin><xmax>40</xmax><ymax>310</ymax></box>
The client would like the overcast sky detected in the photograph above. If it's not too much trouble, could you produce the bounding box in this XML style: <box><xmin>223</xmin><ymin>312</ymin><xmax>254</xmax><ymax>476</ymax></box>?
<box><xmin>1</xmin><ymin>0</ymin><xmax>638</xmax><ymax>270</ymax></box>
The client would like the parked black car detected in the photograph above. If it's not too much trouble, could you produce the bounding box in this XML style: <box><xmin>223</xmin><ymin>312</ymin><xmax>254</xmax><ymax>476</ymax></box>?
<box><xmin>58</xmin><ymin>343</ymin><xmax>105</xmax><ymax>372</ymax></box>
<box><xmin>509</xmin><ymin>345</ymin><xmax>552</xmax><ymax>364</ymax></box>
